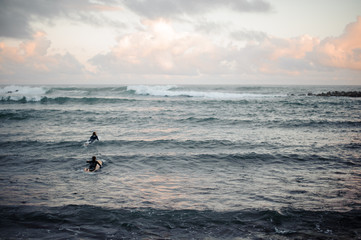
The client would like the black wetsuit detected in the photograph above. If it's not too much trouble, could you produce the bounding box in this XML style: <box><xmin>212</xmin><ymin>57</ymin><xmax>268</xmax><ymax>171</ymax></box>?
<box><xmin>87</xmin><ymin>160</ymin><xmax>101</xmax><ymax>171</ymax></box>
<box><xmin>89</xmin><ymin>135</ymin><xmax>99</xmax><ymax>143</ymax></box>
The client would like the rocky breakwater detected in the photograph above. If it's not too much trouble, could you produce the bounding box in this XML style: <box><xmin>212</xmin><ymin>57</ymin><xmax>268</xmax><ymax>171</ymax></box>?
<box><xmin>307</xmin><ymin>91</ymin><xmax>361</xmax><ymax>97</ymax></box>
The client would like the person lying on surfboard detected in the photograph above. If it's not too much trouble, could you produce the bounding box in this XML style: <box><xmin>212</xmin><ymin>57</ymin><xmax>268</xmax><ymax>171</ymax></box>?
<box><xmin>89</xmin><ymin>132</ymin><xmax>99</xmax><ymax>143</ymax></box>
<box><xmin>86</xmin><ymin>156</ymin><xmax>101</xmax><ymax>172</ymax></box>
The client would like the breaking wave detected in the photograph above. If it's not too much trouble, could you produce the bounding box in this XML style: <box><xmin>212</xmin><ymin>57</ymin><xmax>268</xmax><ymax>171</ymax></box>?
<box><xmin>126</xmin><ymin>85</ymin><xmax>284</xmax><ymax>99</ymax></box>
<box><xmin>1</xmin><ymin>85</ymin><xmax>286</xmax><ymax>103</ymax></box>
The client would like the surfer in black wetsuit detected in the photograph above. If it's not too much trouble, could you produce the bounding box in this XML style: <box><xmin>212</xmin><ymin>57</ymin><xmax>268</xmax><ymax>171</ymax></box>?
<box><xmin>89</xmin><ymin>132</ymin><xmax>99</xmax><ymax>143</ymax></box>
<box><xmin>86</xmin><ymin>156</ymin><xmax>101</xmax><ymax>172</ymax></box>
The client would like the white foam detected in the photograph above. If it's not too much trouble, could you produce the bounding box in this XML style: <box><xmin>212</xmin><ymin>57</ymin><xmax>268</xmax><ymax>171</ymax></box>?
<box><xmin>127</xmin><ymin>85</ymin><xmax>178</xmax><ymax>96</ymax></box>
<box><xmin>0</xmin><ymin>85</ymin><xmax>47</xmax><ymax>101</ymax></box>
<box><xmin>127</xmin><ymin>85</ymin><xmax>280</xmax><ymax>100</ymax></box>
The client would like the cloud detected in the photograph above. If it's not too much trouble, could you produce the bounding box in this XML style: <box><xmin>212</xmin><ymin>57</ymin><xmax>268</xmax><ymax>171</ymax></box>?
<box><xmin>0</xmin><ymin>0</ymin><xmax>122</xmax><ymax>39</ymax></box>
<box><xmin>311</xmin><ymin>16</ymin><xmax>361</xmax><ymax>70</ymax></box>
<box><xmin>194</xmin><ymin>19</ymin><xmax>227</xmax><ymax>34</ymax></box>
<box><xmin>230</xmin><ymin>29</ymin><xmax>268</xmax><ymax>42</ymax></box>
<box><xmin>121</xmin><ymin>0</ymin><xmax>271</xmax><ymax>19</ymax></box>
<box><xmin>1</xmin><ymin>12</ymin><xmax>360</xmax><ymax>84</ymax></box>
<box><xmin>0</xmin><ymin>32</ymin><xmax>86</xmax><ymax>82</ymax></box>
<box><xmin>228</xmin><ymin>18</ymin><xmax>361</xmax><ymax>75</ymax></box>
<box><xmin>250</xmin><ymin>35</ymin><xmax>319</xmax><ymax>75</ymax></box>
<box><xmin>90</xmin><ymin>19</ymin><xmax>229</xmax><ymax>76</ymax></box>
<box><xmin>90</xmin><ymin>17</ymin><xmax>361</xmax><ymax>80</ymax></box>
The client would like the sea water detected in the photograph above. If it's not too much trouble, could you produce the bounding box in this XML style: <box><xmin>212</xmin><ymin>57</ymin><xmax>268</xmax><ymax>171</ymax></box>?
<box><xmin>0</xmin><ymin>85</ymin><xmax>360</xmax><ymax>239</ymax></box>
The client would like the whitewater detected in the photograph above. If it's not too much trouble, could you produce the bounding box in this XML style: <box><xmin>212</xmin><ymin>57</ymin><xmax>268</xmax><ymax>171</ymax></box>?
<box><xmin>0</xmin><ymin>84</ymin><xmax>360</xmax><ymax>239</ymax></box>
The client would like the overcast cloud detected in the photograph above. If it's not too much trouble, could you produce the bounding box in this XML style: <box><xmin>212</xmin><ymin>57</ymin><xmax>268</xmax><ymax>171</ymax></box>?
<box><xmin>0</xmin><ymin>0</ymin><xmax>122</xmax><ymax>38</ymax></box>
<box><xmin>121</xmin><ymin>0</ymin><xmax>271</xmax><ymax>19</ymax></box>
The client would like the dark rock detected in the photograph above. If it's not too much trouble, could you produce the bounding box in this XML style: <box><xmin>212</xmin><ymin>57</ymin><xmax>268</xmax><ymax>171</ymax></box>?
<box><xmin>314</xmin><ymin>91</ymin><xmax>361</xmax><ymax>97</ymax></box>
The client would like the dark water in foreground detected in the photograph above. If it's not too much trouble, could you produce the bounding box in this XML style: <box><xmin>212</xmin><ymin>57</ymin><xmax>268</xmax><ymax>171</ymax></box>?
<box><xmin>1</xmin><ymin>205</ymin><xmax>360</xmax><ymax>239</ymax></box>
<box><xmin>0</xmin><ymin>85</ymin><xmax>360</xmax><ymax>239</ymax></box>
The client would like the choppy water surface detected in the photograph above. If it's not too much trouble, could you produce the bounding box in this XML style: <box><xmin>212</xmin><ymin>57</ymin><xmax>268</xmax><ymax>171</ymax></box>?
<box><xmin>0</xmin><ymin>85</ymin><xmax>360</xmax><ymax>239</ymax></box>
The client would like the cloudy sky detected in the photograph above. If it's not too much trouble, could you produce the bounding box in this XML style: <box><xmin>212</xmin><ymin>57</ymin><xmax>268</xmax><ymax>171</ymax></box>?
<box><xmin>0</xmin><ymin>0</ymin><xmax>360</xmax><ymax>85</ymax></box>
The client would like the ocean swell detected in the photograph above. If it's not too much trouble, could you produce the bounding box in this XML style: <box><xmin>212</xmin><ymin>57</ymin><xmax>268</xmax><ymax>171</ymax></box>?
<box><xmin>0</xmin><ymin>205</ymin><xmax>360</xmax><ymax>239</ymax></box>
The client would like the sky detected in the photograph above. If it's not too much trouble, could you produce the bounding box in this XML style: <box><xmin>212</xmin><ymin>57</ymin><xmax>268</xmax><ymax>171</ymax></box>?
<box><xmin>0</xmin><ymin>0</ymin><xmax>360</xmax><ymax>85</ymax></box>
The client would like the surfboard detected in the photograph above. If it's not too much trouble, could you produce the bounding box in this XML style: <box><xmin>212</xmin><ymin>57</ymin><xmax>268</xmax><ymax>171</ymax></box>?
<box><xmin>83</xmin><ymin>140</ymin><xmax>94</xmax><ymax>147</ymax></box>
<box><xmin>84</xmin><ymin>160</ymin><xmax>103</xmax><ymax>172</ymax></box>
<box><xmin>84</xmin><ymin>137</ymin><xmax>100</xmax><ymax>147</ymax></box>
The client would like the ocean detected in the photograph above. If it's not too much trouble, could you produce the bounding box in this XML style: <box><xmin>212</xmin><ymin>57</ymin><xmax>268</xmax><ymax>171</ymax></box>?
<box><xmin>0</xmin><ymin>84</ymin><xmax>360</xmax><ymax>239</ymax></box>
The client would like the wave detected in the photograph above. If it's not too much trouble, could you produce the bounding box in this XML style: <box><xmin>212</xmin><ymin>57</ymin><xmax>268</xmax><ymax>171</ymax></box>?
<box><xmin>280</xmin><ymin>119</ymin><xmax>361</xmax><ymax>129</ymax></box>
<box><xmin>0</xmin><ymin>85</ymin><xmax>48</xmax><ymax>102</ymax></box>
<box><xmin>0</xmin><ymin>139</ymin><xmax>350</xmax><ymax>165</ymax></box>
<box><xmin>0</xmin><ymin>85</ymin><xmax>131</xmax><ymax>103</ymax></box>
<box><xmin>0</xmin><ymin>85</ymin><xmax>47</xmax><ymax>95</ymax></box>
<box><xmin>174</xmin><ymin>115</ymin><xmax>361</xmax><ymax>128</ymax></box>
<box><xmin>0</xmin><ymin>205</ymin><xmax>359</xmax><ymax>239</ymax></box>
<box><xmin>0</xmin><ymin>85</ymin><xmax>289</xmax><ymax>104</ymax></box>
<box><xmin>2</xmin><ymin>85</ymin><xmax>360</xmax><ymax>104</ymax></box>
<box><xmin>0</xmin><ymin>96</ymin><xmax>137</xmax><ymax>104</ymax></box>
<box><xmin>40</xmin><ymin>96</ymin><xmax>136</xmax><ymax>104</ymax></box>
<box><xmin>0</xmin><ymin>139</ymin><xmax>272</xmax><ymax>151</ymax></box>
<box><xmin>127</xmin><ymin>85</ymin><xmax>285</xmax><ymax>99</ymax></box>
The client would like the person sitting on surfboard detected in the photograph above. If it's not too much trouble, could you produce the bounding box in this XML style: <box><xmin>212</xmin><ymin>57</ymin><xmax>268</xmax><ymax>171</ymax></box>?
<box><xmin>86</xmin><ymin>156</ymin><xmax>101</xmax><ymax>172</ymax></box>
<box><xmin>89</xmin><ymin>132</ymin><xmax>99</xmax><ymax>143</ymax></box>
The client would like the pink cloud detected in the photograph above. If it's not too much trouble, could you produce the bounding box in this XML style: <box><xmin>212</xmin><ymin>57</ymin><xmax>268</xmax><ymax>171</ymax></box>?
<box><xmin>235</xmin><ymin>35</ymin><xmax>319</xmax><ymax>75</ymax></box>
<box><xmin>0</xmin><ymin>32</ymin><xmax>85</xmax><ymax>82</ymax></box>
<box><xmin>1</xmin><ymin>17</ymin><xmax>360</xmax><ymax>84</ymax></box>
<box><xmin>90</xmin><ymin>17</ymin><xmax>361</xmax><ymax>83</ymax></box>
<box><xmin>312</xmin><ymin>16</ymin><xmax>361</xmax><ymax>70</ymax></box>
<box><xmin>229</xmin><ymin>17</ymin><xmax>361</xmax><ymax>76</ymax></box>
<box><xmin>90</xmin><ymin>19</ymin><xmax>323</xmax><ymax>78</ymax></box>
<box><xmin>91</xmin><ymin>19</ymin><xmax>227</xmax><ymax>76</ymax></box>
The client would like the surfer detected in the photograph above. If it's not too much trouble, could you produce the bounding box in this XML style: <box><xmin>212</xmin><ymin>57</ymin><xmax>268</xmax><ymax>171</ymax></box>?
<box><xmin>86</xmin><ymin>156</ymin><xmax>101</xmax><ymax>172</ymax></box>
<box><xmin>89</xmin><ymin>132</ymin><xmax>99</xmax><ymax>143</ymax></box>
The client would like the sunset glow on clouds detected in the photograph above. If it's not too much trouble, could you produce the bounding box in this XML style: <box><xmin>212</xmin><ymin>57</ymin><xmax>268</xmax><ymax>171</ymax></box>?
<box><xmin>0</xmin><ymin>31</ymin><xmax>84</xmax><ymax>82</ymax></box>
<box><xmin>91</xmin><ymin>19</ymin><xmax>225</xmax><ymax>76</ymax></box>
<box><xmin>0</xmin><ymin>0</ymin><xmax>360</xmax><ymax>85</ymax></box>
<box><xmin>312</xmin><ymin>17</ymin><xmax>361</xmax><ymax>71</ymax></box>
